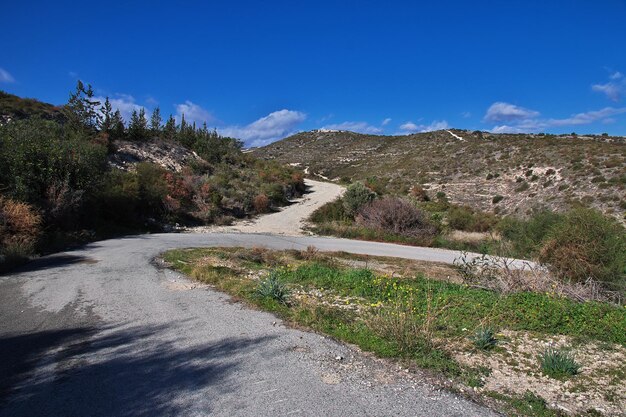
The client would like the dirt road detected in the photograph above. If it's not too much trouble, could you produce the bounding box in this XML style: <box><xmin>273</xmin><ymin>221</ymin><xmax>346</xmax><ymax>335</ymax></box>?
<box><xmin>190</xmin><ymin>179</ymin><xmax>344</xmax><ymax>235</ymax></box>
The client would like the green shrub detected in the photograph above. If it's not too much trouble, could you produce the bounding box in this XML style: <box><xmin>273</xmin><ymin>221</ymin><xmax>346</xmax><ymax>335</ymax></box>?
<box><xmin>538</xmin><ymin>208</ymin><xmax>626</xmax><ymax>289</ymax></box>
<box><xmin>498</xmin><ymin>211</ymin><xmax>565</xmax><ymax>258</ymax></box>
<box><xmin>492</xmin><ymin>195</ymin><xmax>504</xmax><ymax>204</ymax></box>
<box><xmin>255</xmin><ymin>271</ymin><xmax>290</xmax><ymax>304</ymax></box>
<box><xmin>310</xmin><ymin>198</ymin><xmax>349</xmax><ymax>223</ymax></box>
<box><xmin>0</xmin><ymin>117</ymin><xmax>107</xmax><ymax>206</ymax></box>
<box><xmin>447</xmin><ymin>205</ymin><xmax>497</xmax><ymax>232</ymax></box>
<box><xmin>470</xmin><ymin>326</ymin><xmax>498</xmax><ymax>350</ymax></box>
<box><xmin>540</xmin><ymin>348</ymin><xmax>580</xmax><ymax>378</ymax></box>
<box><xmin>342</xmin><ymin>182</ymin><xmax>376</xmax><ymax>217</ymax></box>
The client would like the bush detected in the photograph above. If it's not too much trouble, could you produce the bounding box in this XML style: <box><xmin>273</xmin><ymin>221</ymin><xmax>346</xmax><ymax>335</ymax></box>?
<box><xmin>309</xmin><ymin>198</ymin><xmax>349</xmax><ymax>224</ymax></box>
<box><xmin>0</xmin><ymin>118</ymin><xmax>107</xmax><ymax>206</ymax></box>
<box><xmin>492</xmin><ymin>195</ymin><xmax>504</xmax><ymax>204</ymax></box>
<box><xmin>253</xmin><ymin>194</ymin><xmax>270</xmax><ymax>213</ymax></box>
<box><xmin>0</xmin><ymin>196</ymin><xmax>41</xmax><ymax>268</ymax></box>
<box><xmin>447</xmin><ymin>205</ymin><xmax>497</xmax><ymax>232</ymax></box>
<box><xmin>342</xmin><ymin>182</ymin><xmax>376</xmax><ymax>217</ymax></box>
<box><xmin>538</xmin><ymin>208</ymin><xmax>626</xmax><ymax>289</ymax></box>
<box><xmin>540</xmin><ymin>348</ymin><xmax>580</xmax><ymax>378</ymax></box>
<box><xmin>356</xmin><ymin>197</ymin><xmax>437</xmax><ymax>240</ymax></box>
<box><xmin>498</xmin><ymin>211</ymin><xmax>565</xmax><ymax>258</ymax></box>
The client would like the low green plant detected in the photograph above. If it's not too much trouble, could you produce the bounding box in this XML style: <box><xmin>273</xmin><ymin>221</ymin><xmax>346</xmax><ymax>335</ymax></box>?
<box><xmin>540</xmin><ymin>348</ymin><xmax>580</xmax><ymax>378</ymax></box>
<box><xmin>255</xmin><ymin>271</ymin><xmax>290</xmax><ymax>304</ymax></box>
<box><xmin>470</xmin><ymin>326</ymin><xmax>498</xmax><ymax>350</ymax></box>
<box><xmin>342</xmin><ymin>182</ymin><xmax>376</xmax><ymax>217</ymax></box>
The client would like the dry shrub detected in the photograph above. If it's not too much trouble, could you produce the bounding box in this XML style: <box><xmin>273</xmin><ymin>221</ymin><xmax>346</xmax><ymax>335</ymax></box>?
<box><xmin>0</xmin><ymin>196</ymin><xmax>42</xmax><ymax>262</ymax></box>
<box><xmin>410</xmin><ymin>185</ymin><xmax>429</xmax><ymax>201</ymax></box>
<box><xmin>454</xmin><ymin>252</ymin><xmax>623</xmax><ymax>304</ymax></box>
<box><xmin>356</xmin><ymin>197</ymin><xmax>437</xmax><ymax>240</ymax></box>
<box><xmin>233</xmin><ymin>246</ymin><xmax>279</xmax><ymax>266</ymax></box>
<box><xmin>253</xmin><ymin>194</ymin><xmax>270</xmax><ymax>213</ymax></box>
<box><xmin>299</xmin><ymin>245</ymin><xmax>319</xmax><ymax>261</ymax></box>
<box><xmin>44</xmin><ymin>180</ymin><xmax>84</xmax><ymax>225</ymax></box>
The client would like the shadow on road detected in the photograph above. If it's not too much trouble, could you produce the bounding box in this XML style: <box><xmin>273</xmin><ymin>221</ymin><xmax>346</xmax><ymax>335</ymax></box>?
<box><xmin>0</xmin><ymin>324</ymin><xmax>275</xmax><ymax>416</ymax></box>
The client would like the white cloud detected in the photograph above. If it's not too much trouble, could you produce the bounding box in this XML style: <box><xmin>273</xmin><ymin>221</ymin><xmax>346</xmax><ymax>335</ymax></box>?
<box><xmin>592</xmin><ymin>71</ymin><xmax>626</xmax><ymax>102</ymax></box>
<box><xmin>321</xmin><ymin>121</ymin><xmax>383</xmax><ymax>135</ymax></box>
<box><xmin>484</xmin><ymin>102</ymin><xmax>540</xmax><ymax>122</ymax></box>
<box><xmin>94</xmin><ymin>93</ymin><xmax>145</xmax><ymax>123</ymax></box>
<box><xmin>0</xmin><ymin>67</ymin><xmax>15</xmax><ymax>83</ymax></box>
<box><xmin>219</xmin><ymin>109</ymin><xmax>307</xmax><ymax>147</ymax></box>
<box><xmin>399</xmin><ymin>122</ymin><xmax>418</xmax><ymax>131</ymax></box>
<box><xmin>461</xmin><ymin>111</ymin><xmax>471</xmax><ymax>118</ymax></box>
<box><xmin>399</xmin><ymin>120</ymin><xmax>450</xmax><ymax>133</ymax></box>
<box><xmin>175</xmin><ymin>100</ymin><xmax>215</xmax><ymax>125</ymax></box>
<box><xmin>592</xmin><ymin>82</ymin><xmax>623</xmax><ymax>102</ymax></box>
<box><xmin>487</xmin><ymin>106</ymin><xmax>626</xmax><ymax>133</ymax></box>
<box><xmin>382</xmin><ymin>117</ymin><xmax>392</xmax><ymax>126</ymax></box>
<box><xmin>544</xmin><ymin>107</ymin><xmax>626</xmax><ymax>127</ymax></box>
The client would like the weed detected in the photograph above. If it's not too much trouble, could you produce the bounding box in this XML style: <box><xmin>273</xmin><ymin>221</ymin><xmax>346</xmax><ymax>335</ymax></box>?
<box><xmin>540</xmin><ymin>348</ymin><xmax>580</xmax><ymax>378</ymax></box>
<box><xmin>470</xmin><ymin>326</ymin><xmax>498</xmax><ymax>350</ymax></box>
<box><xmin>256</xmin><ymin>271</ymin><xmax>290</xmax><ymax>304</ymax></box>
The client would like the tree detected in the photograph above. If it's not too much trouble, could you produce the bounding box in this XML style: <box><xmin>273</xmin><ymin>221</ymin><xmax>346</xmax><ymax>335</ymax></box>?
<box><xmin>128</xmin><ymin>108</ymin><xmax>149</xmax><ymax>141</ymax></box>
<box><xmin>65</xmin><ymin>80</ymin><xmax>101</xmax><ymax>134</ymax></box>
<box><xmin>163</xmin><ymin>114</ymin><xmax>176</xmax><ymax>141</ymax></box>
<box><xmin>99</xmin><ymin>97</ymin><xmax>113</xmax><ymax>133</ymax></box>
<box><xmin>111</xmin><ymin>110</ymin><xmax>126</xmax><ymax>140</ymax></box>
<box><xmin>150</xmin><ymin>107</ymin><xmax>162</xmax><ymax>137</ymax></box>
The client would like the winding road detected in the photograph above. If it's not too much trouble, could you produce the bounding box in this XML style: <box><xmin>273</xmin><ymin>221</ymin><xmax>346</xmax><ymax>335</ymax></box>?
<box><xmin>0</xmin><ymin>181</ymin><xmax>499</xmax><ymax>416</ymax></box>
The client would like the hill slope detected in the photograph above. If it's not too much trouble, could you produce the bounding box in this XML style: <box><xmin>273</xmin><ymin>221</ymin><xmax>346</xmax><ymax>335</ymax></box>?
<box><xmin>253</xmin><ymin>129</ymin><xmax>626</xmax><ymax>221</ymax></box>
<box><xmin>0</xmin><ymin>90</ymin><xmax>64</xmax><ymax>124</ymax></box>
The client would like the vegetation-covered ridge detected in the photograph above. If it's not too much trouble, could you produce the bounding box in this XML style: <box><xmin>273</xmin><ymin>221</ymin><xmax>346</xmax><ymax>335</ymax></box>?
<box><xmin>253</xmin><ymin>129</ymin><xmax>626</xmax><ymax>223</ymax></box>
<box><xmin>163</xmin><ymin>247</ymin><xmax>626</xmax><ymax>417</ymax></box>
<box><xmin>0</xmin><ymin>83</ymin><xmax>304</xmax><ymax>271</ymax></box>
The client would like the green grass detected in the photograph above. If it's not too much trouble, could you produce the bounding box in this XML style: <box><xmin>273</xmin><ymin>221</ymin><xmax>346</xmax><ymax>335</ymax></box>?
<box><xmin>162</xmin><ymin>247</ymin><xmax>626</xmax><ymax>416</ymax></box>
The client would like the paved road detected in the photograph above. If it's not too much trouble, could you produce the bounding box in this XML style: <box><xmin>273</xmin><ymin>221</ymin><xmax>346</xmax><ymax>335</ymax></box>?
<box><xmin>0</xmin><ymin>233</ymin><xmax>499</xmax><ymax>416</ymax></box>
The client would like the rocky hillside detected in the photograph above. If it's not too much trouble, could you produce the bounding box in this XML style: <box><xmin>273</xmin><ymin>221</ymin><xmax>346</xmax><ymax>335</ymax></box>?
<box><xmin>109</xmin><ymin>140</ymin><xmax>203</xmax><ymax>172</ymax></box>
<box><xmin>253</xmin><ymin>129</ymin><xmax>626</xmax><ymax>222</ymax></box>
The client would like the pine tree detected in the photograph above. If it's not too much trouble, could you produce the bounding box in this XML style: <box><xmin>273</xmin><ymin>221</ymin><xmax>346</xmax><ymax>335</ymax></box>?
<box><xmin>150</xmin><ymin>107</ymin><xmax>162</xmax><ymax>137</ymax></box>
<box><xmin>65</xmin><ymin>80</ymin><xmax>101</xmax><ymax>134</ymax></box>
<box><xmin>164</xmin><ymin>114</ymin><xmax>176</xmax><ymax>141</ymax></box>
<box><xmin>111</xmin><ymin>110</ymin><xmax>125</xmax><ymax>140</ymax></box>
<box><xmin>100</xmin><ymin>97</ymin><xmax>113</xmax><ymax>133</ymax></box>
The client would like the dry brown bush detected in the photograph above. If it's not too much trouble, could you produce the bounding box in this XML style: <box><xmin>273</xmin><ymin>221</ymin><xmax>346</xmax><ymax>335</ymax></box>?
<box><xmin>356</xmin><ymin>197</ymin><xmax>437</xmax><ymax>240</ymax></box>
<box><xmin>1</xmin><ymin>197</ymin><xmax>42</xmax><ymax>265</ymax></box>
<box><xmin>454</xmin><ymin>252</ymin><xmax>623</xmax><ymax>304</ymax></box>
<box><xmin>253</xmin><ymin>193</ymin><xmax>270</xmax><ymax>213</ymax></box>
<box><xmin>0</xmin><ymin>196</ymin><xmax>41</xmax><ymax>247</ymax></box>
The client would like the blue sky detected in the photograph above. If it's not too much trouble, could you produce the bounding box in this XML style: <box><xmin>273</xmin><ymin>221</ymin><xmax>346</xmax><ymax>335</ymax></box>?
<box><xmin>1</xmin><ymin>0</ymin><xmax>626</xmax><ymax>145</ymax></box>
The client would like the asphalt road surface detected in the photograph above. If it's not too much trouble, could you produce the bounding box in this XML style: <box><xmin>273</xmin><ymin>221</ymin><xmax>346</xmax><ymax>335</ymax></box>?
<box><xmin>0</xmin><ymin>233</ymin><xmax>500</xmax><ymax>416</ymax></box>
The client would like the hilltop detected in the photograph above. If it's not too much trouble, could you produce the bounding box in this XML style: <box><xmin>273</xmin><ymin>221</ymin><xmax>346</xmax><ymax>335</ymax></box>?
<box><xmin>0</xmin><ymin>90</ymin><xmax>65</xmax><ymax>124</ymax></box>
<box><xmin>253</xmin><ymin>129</ymin><xmax>626</xmax><ymax>222</ymax></box>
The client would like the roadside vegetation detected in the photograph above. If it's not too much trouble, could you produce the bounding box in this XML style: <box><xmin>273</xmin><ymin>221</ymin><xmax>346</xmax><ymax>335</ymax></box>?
<box><xmin>0</xmin><ymin>85</ymin><xmax>304</xmax><ymax>271</ymax></box>
<box><xmin>163</xmin><ymin>246</ymin><xmax>626</xmax><ymax>416</ymax></box>
<box><xmin>309</xmin><ymin>182</ymin><xmax>626</xmax><ymax>301</ymax></box>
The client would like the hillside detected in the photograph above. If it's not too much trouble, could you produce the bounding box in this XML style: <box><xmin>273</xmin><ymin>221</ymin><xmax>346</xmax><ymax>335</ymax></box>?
<box><xmin>253</xmin><ymin>129</ymin><xmax>626</xmax><ymax>222</ymax></box>
<box><xmin>0</xmin><ymin>90</ymin><xmax>65</xmax><ymax>124</ymax></box>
